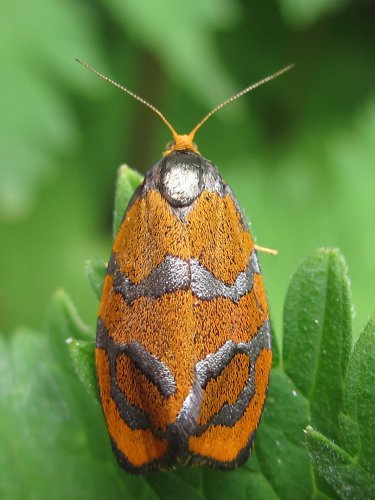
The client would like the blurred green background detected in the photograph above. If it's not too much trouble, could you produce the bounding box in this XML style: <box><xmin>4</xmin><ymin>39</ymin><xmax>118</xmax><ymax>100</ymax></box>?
<box><xmin>1</xmin><ymin>0</ymin><xmax>374</xmax><ymax>343</ymax></box>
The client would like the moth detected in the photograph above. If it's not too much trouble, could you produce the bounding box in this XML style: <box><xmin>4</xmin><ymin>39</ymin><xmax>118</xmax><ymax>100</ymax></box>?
<box><xmin>78</xmin><ymin>60</ymin><xmax>292</xmax><ymax>473</ymax></box>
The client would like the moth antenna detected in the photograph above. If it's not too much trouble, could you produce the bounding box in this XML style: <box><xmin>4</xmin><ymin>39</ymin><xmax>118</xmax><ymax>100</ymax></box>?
<box><xmin>76</xmin><ymin>59</ymin><xmax>179</xmax><ymax>141</ymax></box>
<box><xmin>188</xmin><ymin>64</ymin><xmax>294</xmax><ymax>141</ymax></box>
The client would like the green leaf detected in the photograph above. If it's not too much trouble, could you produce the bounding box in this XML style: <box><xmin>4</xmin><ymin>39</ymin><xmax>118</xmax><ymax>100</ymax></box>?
<box><xmin>283</xmin><ymin>248</ymin><xmax>352</xmax><ymax>441</ymax></box>
<box><xmin>254</xmin><ymin>248</ymin><xmax>353</xmax><ymax>499</ymax></box>
<box><xmin>67</xmin><ymin>338</ymin><xmax>97</xmax><ymax>400</ymax></box>
<box><xmin>48</xmin><ymin>289</ymin><xmax>93</xmax><ymax>348</ymax></box>
<box><xmin>270</xmin><ymin>319</ymin><xmax>280</xmax><ymax>367</ymax></box>
<box><xmin>53</xmin><ymin>290</ymin><xmax>98</xmax><ymax>399</ymax></box>
<box><xmin>306</xmin><ymin>426</ymin><xmax>375</xmax><ymax>499</ymax></box>
<box><xmin>146</xmin><ymin>469</ymin><xmax>205</xmax><ymax>500</ymax></box>
<box><xmin>305</xmin><ymin>302</ymin><xmax>375</xmax><ymax>499</ymax></box>
<box><xmin>113</xmin><ymin>164</ymin><xmax>143</xmax><ymax>238</ymax></box>
<box><xmin>337</xmin><ymin>412</ymin><xmax>360</xmax><ymax>458</ymax></box>
<box><xmin>342</xmin><ymin>313</ymin><xmax>375</xmax><ymax>477</ymax></box>
<box><xmin>85</xmin><ymin>259</ymin><xmax>108</xmax><ymax>300</ymax></box>
<box><xmin>255</xmin><ymin>369</ymin><xmax>315</xmax><ymax>498</ymax></box>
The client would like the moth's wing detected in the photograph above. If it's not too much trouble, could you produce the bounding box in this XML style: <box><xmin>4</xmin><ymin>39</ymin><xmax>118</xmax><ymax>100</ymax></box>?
<box><xmin>96</xmin><ymin>189</ymin><xmax>196</xmax><ymax>473</ymax></box>
<box><xmin>186</xmin><ymin>191</ymin><xmax>272</xmax><ymax>468</ymax></box>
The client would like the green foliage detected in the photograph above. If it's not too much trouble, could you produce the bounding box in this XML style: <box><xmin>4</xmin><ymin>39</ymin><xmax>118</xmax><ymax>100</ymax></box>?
<box><xmin>283</xmin><ymin>249</ymin><xmax>352</xmax><ymax>440</ymax></box>
<box><xmin>67</xmin><ymin>337</ymin><xmax>98</xmax><ymax>401</ymax></box>
<box><xmin>2</xmin><ymin>166</ymin><xmax>374</xmax><ymax>499</ymax></box>
<box><xmin>305</xmin><ymin>314</ymin><xmax>375</xmax><ymax>499</ymax></box>
<box><xmin>113</xmin><ymin>164</ymin><xmax>143</xmax><ymax>237</ymax></box>
<box><xmin>85</xmin><ymin>260</ymin><xmax>108</xmax><ymax>301</ymax></box>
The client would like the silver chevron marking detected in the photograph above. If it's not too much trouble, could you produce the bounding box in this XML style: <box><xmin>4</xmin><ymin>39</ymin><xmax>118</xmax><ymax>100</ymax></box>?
<box><xmin>96</xmin><ymin>319</ymin><xmax>175</xmax><ymax>437</ymax></box>
<box><xmin>177</xmin><ymin>319</ymin><xmax>271</xmax><ymax>435</ymax></box>
<box><xmin>190</xmin><ymin>259</ymin><xmax>253</xmax><ymax>302</ymax></box>
<box><xmin>97</xmin><ymin>319</ymin><xmax>176</xmax><ymax>399</ymax></box>
<box><xmin>111</xmin><ymin>250</ymin><xmax>259</xmax><ymax>303</ymax></box>
<box><xmin>112</xmin><ymin>255</ymin><xmax>190</xmax><ymax>302</ymax></box>
<box><xmin>195</xmin><ymin>319</ymin><xmax>271</xmax><ymax>388</ymax></box>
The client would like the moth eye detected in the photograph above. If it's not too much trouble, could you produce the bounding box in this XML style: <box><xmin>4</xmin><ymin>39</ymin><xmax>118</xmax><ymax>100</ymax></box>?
<box><xmin>165</xmin><ymin>141</ymin><xmax>174</xmax><ymax>151</ymax></box>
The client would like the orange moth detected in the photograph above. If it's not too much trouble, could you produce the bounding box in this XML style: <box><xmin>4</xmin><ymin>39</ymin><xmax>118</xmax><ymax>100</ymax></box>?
<box><xmin>78</xmin><ymin>60</ymin><xmax>292</xmax><ymax>473</ymax></box>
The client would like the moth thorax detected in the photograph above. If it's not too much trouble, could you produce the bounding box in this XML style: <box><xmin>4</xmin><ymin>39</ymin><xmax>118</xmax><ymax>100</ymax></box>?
<box><xmin>159</xmin><ymin>152</ymin><xmax>203</xmax><ymax>207</ymax></box>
